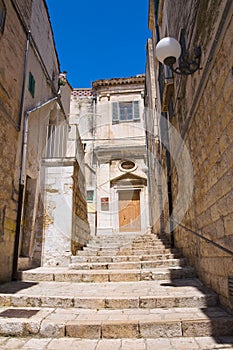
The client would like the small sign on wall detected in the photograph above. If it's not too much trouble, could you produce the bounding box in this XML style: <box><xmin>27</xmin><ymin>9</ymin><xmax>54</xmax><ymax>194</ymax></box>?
<box><xmin>101</xmin><ymin>197</ymin><xmax>109</xmax><ymax>211</ymax></box>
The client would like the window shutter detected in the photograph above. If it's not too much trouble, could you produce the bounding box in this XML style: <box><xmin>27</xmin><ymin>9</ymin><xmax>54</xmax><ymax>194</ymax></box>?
<box><xmin>112</xmin><ymin>102</ymin><xmax>119</xmax><ymax>122</ymax></box>
<box><xmin>133</xmin><ymin>101</ymin><xmax>140</xmax><ymax>120</ymax></box>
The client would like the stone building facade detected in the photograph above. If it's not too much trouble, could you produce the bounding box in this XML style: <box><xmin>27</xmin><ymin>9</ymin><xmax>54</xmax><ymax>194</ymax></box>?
<box><xmin>70</xmin><ymin>76</ymin><xmax>150</xmax><ymax>237</ymax></box>
<box><xmin>0</xmin><ymin>1</ymin><xmax>89</xmax><ymax>279</ymax></box>
<box><xmin>145</xmin><ymin>0</ymin><xmax>233</xmax><ymax>310</ymax></box>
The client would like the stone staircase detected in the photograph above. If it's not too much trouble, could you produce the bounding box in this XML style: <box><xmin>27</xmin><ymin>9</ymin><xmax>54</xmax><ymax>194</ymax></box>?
<box><xmin>0</xmin><ymin>233</ymin><xmax>233</xmax><ymax>349</ymax></box>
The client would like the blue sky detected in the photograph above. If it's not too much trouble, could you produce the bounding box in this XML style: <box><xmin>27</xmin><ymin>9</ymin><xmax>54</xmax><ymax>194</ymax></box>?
<box><xmin>46</xmin><ymin>1</ymin><xmax>150</xmax><ymax>88</ymax></box>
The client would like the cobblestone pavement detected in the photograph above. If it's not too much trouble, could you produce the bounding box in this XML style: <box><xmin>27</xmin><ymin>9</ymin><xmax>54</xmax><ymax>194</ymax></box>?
<box><xmin>0</xmin><ymin>336</ymin><xmax>233</xmax><ymax>350</ymax></box>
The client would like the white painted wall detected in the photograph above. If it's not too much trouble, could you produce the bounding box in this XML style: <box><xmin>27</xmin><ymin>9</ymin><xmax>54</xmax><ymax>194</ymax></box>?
<box><xmin>42</xmin><ymin>166</ymin><xmax>73</xmax><ymax>266</ymax></box>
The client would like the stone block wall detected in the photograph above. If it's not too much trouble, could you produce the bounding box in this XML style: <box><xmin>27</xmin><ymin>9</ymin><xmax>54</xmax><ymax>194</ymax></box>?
<box><xmin>0</xmin><ymin>117</ymin><xmax>19</xmax><ymax>282</ymax></box>
<box><xmin>72</xmin><ymin>161</ymin><xmax>90</xmax><ymax>254</ymax></box>
<box><xmin>0</xmin><ymin>0</ymin><xmax>65</xmax><ymax>280</ymax></box>
<box><xmin>155</xmin><ymin>0</ymin><xmax>233</xmax><ymax>310</ymax></box>
<box><xmin>174</xmin><ymin>12</ymin><xmax>233</xmax><ymax>310</ymax></box>
<box><xmin>0</xmin><ymin>0</ymin><xmax>27</xmax><ymax>282</ymax></box>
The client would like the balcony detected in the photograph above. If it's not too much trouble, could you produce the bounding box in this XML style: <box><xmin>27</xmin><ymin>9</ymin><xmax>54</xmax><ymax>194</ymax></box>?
<box><xmin>43</xmin><ymin>124</ymin><xmax>84</xmax><ymax>167</ymax></box>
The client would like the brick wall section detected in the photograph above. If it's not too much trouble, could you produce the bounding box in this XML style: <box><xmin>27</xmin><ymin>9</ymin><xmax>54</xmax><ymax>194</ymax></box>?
<box><xmin>159</xmin><ymin>0</ymin><xmax>233</xmax><ymax>310</ymax></box>
<box><xmin>72</xmin><ymin>161</ymin><xmax>90</xmax><ymax>253</ymax></box>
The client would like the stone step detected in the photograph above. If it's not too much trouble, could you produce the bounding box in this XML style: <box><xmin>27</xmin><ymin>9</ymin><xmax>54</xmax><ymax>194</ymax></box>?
<box><xmin>78</xmin><ymin>248</ymin><xmax>178</xmax><ymax>256</ymax></box>
<box><xmin>86</xmin><ymin>244</ymin><xmax>131</xmax><ymax>249</ymax></box>
<box><xmin>1</xmin><ymin>336</ymin><xmax>233</xmax><ymax>350</ymax></box>
<box><xmin>0</xmin><ymin>306</ymin><xmax>232</xmax><ymax>338</ymax></box>
<box><xmin>92</xmin><ymin>234</ymin><xmax>140</xmax><ymax>241</ymax></box>
<box><xmin>83</xmin><ymin>242</ymin><xmax>171</xmax><ymax>250</ymax></box>
<box><xmin>18</xmin><ymin>266</ymin><xmax>195</xmax><ymax>283</ymax></box>
<box><xmin>0</xmin><ymin>279</ymin><xmax>218</xmax><ymax>309</ymax></box>
<box><xmin>69</xmin><ymin>258</ymin><xmax>187</xmax><ymax>271</ymax></box>
<box><xmin>71</xmin><ymin>253</ymin><xmax>182</xmax><ymax>264</ymax></box>
<box><xmin>78</xmin><ymin>249</ymin><xmax>120</xmax><ymax>256</ymax></box>
<box><xmin>118</xmin><ymin>248</ymin><xmax>178</xmax><ymax>255</ymax></box>
<box><xmin>131</xmin><ymin>243</ymin><xmax>171</xmax><ymax>248</ymax></box>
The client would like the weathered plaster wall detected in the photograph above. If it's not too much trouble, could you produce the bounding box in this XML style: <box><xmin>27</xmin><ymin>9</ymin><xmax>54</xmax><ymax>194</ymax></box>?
<box><xmin>42</xmin><ymin>161</ymin><xmax>90</xmax><ymax>265</ymax></box>
<box><xmin>42</xmin><ymin>165</ymin><xmax>73</xmax><ymax>266</ymax></box>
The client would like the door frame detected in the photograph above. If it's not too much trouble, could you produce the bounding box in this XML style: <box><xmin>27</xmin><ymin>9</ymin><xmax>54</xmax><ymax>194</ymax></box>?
<box><xmin>112</xmin><ymin>185</ymin><xmax>144</xmax><ymax>234</ymax></box>
<box><xmin>118</xmin><ymin>189</ymin><xmax>141</xmax><ymax>232</ymax></box>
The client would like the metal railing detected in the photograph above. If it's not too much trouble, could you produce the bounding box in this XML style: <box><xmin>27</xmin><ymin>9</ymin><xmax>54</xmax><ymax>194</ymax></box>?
<box><xmin>173</xmin><ymin>220</ymin><xmax>233</xmax><ymax>257</ymax></box>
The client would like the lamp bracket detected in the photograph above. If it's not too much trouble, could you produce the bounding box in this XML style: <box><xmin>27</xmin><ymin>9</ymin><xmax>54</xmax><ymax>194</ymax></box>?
<box><xmin>171</xmin><ymin>29</ymin><xmax>202</xmax><ymax>75</ymax></box>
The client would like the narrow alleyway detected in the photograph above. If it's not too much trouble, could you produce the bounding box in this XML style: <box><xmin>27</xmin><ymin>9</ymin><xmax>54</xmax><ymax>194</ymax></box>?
<box><xmin>0</xmin><ymin>232</ymin><xmax>233</xmax><ymax>349</ymax></box>
<box><xmin>1</xmin><ymin>1</ymin><xmax>232</xmax><ymax>348</ymax></box>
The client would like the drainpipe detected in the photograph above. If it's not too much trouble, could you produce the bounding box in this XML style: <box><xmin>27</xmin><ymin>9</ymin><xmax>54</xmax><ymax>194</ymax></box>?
<box><xmin>12</xmin><ymin>96</ymin><xmax>58</xmax><ymax>280</ymax></box>
<box><xmin>17</xmin><ymin>31</ymin><xmax>31</xmax><ymax>131</ymax></box>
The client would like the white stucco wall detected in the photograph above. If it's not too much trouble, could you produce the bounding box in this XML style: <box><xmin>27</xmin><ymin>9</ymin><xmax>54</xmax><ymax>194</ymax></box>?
<box><xmin>42</xmin><ymin>166</ymin><xmax>73</xmax><ymax>266</ymax></box>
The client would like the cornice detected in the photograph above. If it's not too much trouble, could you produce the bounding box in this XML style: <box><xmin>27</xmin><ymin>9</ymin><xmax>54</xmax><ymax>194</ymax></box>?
<box><xmin>92</xmin><ymin>75</ymin><xmax>145</xmax><ymax>90</ymax></box>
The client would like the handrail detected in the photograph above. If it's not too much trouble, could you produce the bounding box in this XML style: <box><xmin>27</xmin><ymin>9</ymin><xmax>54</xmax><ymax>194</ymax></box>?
<box><xmin>172</xmin><ymin>220</ymin><xmax>233</xmax><ymax>257</ymax></box>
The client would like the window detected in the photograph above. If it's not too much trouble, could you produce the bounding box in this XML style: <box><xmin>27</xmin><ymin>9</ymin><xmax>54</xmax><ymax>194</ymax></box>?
<box><xmin>121</xmin><ymin>161</ymin><xmax>135</xmax><ymax>170</ymax></box>
<box><xmin>112</xmin><ymin>101</ymin><xmax>140</xmax><ymax>123</ymax></box>
<box><xmin>101</xmin><ymin>197</ymin><xmax>109</xmax><ymax>211</ymax></box>
<box><xmin>28</xmin><ymin>72</ymin><xmax>35</xmax><ymax>98</ymax></box>
<box><xmin>0</xmin><ymin>0</ymin><xmax>6</xmax><ymax>34</ymax></box>
<box><xmin>86</xmin><ymin>190</ymin><xmax>94</xmax><ymax>202</ymax></box>
<box><xmin>119</xmin><ymin>160</ymin><xmax>137</xmax><ymax>172</ymax></box>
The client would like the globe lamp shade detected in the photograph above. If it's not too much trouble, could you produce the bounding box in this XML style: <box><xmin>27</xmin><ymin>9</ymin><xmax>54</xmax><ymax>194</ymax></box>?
<box><xmin>155</xmin><ymin>37</ymin><xmax>181</xmax><ymax>66</ymax></box>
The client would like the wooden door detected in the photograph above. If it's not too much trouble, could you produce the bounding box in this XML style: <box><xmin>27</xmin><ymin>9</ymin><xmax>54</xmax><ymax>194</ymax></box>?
<box><xmin>119</xmin><ymin>190</ymin><xmax>141</xmax><ymax>232</ymax></box>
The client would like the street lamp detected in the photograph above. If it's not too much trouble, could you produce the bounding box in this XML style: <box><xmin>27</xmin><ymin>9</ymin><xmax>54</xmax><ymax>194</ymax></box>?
<box><xmin>155</xmin><ymin>33</ymin><xmax>201</xmax><ymax>75</ymax></box>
